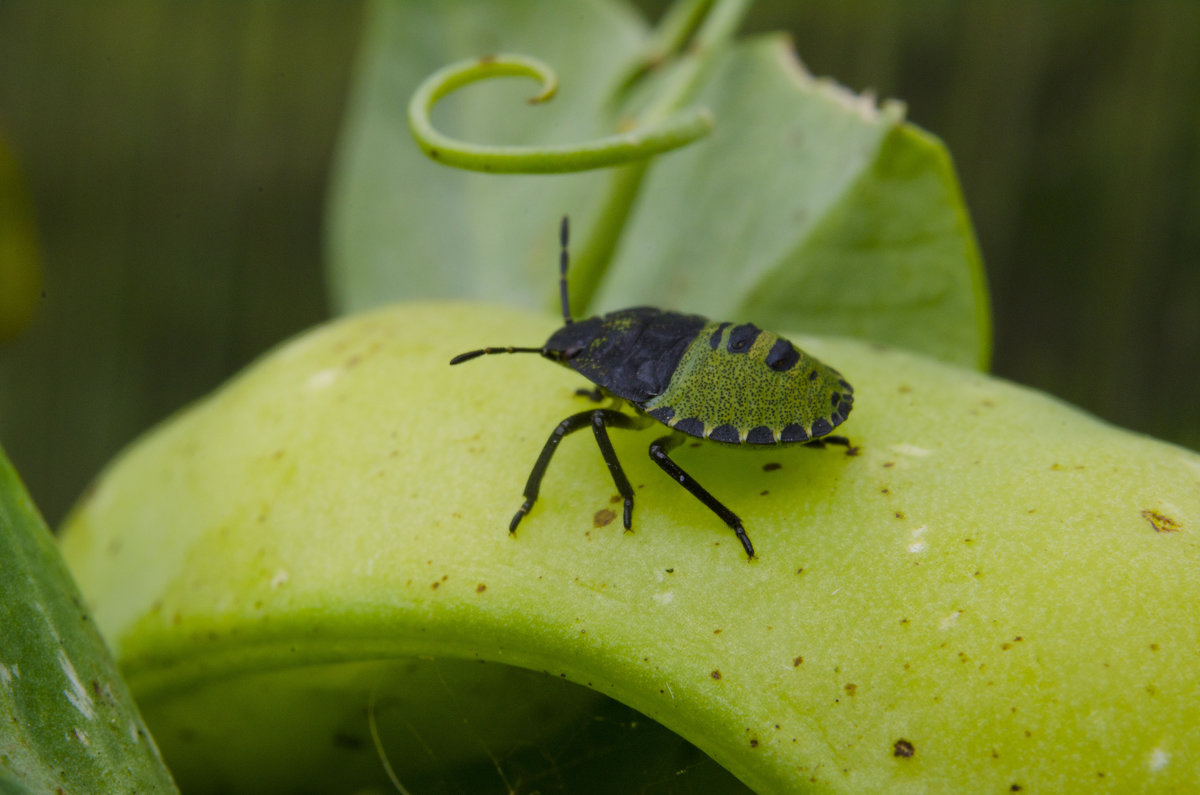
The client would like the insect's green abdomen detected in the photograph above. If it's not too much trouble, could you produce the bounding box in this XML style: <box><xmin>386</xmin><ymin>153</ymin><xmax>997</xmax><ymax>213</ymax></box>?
<box><xmin>643</xmin><ymin>321</ymin><xmax>853</xmax><ymax>445</ymax></box>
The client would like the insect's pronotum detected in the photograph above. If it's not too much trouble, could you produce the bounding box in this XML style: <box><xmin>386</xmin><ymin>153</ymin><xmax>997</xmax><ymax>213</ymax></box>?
<box><xmin>451</xmin><ymin>218</ymin><xmax>854</xmax><ymax>558</ymax></box>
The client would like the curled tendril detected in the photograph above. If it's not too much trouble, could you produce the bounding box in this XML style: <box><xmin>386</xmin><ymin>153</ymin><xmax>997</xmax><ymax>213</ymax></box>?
<box><xmin>406</xmin><ymin>53</ymin><xmax>713</xmax><ymax>174</ymax></box>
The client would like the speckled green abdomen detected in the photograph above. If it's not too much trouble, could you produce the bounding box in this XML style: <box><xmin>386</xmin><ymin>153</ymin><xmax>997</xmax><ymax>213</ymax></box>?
<box><xmin>643</xmin><ymin>321</ymin><xmax>853</xmax><ymax>445</ymax></box>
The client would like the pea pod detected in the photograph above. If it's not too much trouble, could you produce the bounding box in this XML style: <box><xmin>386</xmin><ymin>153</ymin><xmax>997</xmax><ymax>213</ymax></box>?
<box><xmin>60</xmin><ymin>303</ymin><xmax>1200</xmax><ymax>792</ymax></box>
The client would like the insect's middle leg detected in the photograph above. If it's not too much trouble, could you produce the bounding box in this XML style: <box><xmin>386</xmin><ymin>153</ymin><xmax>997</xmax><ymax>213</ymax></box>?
<box><xmin>648</xmin><ymin>434</ymin><xmax>756</xmax><ymax>559</ymax></box>
<box><xmin>511</xmin><ymin>408</ymin><xmax>644</xmax><ymax>535</ymax></box>
<box><xmin>590</xmin><ymin>410</ymin><xmax>645</xmax><ymax>530</ymax></box>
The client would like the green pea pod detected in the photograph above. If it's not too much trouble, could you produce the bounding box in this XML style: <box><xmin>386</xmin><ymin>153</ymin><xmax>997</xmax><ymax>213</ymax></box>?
<box><xmin>60</xmin><ymin>303</ymin><xmax>1200</xmax><ymax>793</ymax></box>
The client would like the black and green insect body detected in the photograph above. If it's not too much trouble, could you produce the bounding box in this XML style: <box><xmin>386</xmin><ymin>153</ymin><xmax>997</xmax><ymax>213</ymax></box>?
<box><xmin>451</xmin><ymin>218</ymin><xmax>854</xmax><ymax>559</ymax></box>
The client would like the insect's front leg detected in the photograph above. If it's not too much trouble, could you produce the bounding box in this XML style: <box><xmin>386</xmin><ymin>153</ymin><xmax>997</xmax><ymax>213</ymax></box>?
<box><xmin>511</xmin><ymin>410</ymin><xmax>597</xmax><ymax>534</ymax></box>
<box><xmin>648</xmin><ymin>433</ymin><xmax>756</xmax><ymax>560</ymax></box>
<box><xmin>511</xmin><ymin>408</ymin><xmax>648</xmax><ymax>535</ymax></box>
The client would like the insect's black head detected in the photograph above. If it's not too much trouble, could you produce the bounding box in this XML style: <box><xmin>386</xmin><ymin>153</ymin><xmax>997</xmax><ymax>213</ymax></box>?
<box><xmin>543</xmin><ymin>315</ymin><xmax>603</xmax><ymax>363</ymax></box>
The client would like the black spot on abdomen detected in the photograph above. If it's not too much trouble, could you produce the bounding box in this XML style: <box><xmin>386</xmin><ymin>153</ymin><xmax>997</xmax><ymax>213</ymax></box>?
<box><xmin>708</xmin><ymin>322</ymin><xmax>731</xmax><ymax>350</ymax></box>
<box><xmin>708</xmin><ymin>424</ymin><xmax>740</xmax><ymax>444</ymax></box>
<box><xmin>766</xmin><ymin>338</ymin><xmax>800</xmax><ymax>372</ymax></box>
<box><xmin>746</xmin><ymin>426</ymin><xmax>777</xmax><ymax>445</ymax></box>
<box><xmin>727</xmin><ymin>323</ymin><xmax>761</xmax><ymax>354</ymax></box>
<box><xmin>648</xmin><ymin>406</ymin><xmax>675</xmax><ymax>425</ymax></box>
<box><xmin>781</xmin><ymin>424</ymin><xmax>809</xmax><ymax>443</ymax></box>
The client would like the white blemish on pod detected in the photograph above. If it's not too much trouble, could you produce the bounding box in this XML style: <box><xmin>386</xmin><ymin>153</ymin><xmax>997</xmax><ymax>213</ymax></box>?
<box><xmin>58</xmin><ymin>649</ymin><xmax>95</xmax><ymax>720</ymax></box>
<box><xmin>305</xmin><ymin>368</ymin><xmax>339</xmax><ymax>390</ymax></box>
<box><xmin>939</xmin><ymin>610</ymin><xmax>962</xmax><ymax>630</ymax></box>
<box><xmin>891</xmin><ymin>444</ymin><xmax>932</xmax><ymax>458</ymax></box>
<box><xmin>908</xmin><ymin>525</ymin><xmax>928</xmax><ymax>554</ymax></box>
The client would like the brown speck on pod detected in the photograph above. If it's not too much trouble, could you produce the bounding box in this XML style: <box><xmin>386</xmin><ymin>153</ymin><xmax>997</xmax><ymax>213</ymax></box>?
<box><xmin>893</xmin><ymin>739</ymin><xmax>915</xmax><ymax>758</ymax></box>
<box><xmin>1141</xmin><ymin>509</ymin><xmax>1181</xmax><ymax>533</ymax></box>
<box><xmin>593</xmin><ymin>508</ymin><xmax>616</xmax><ymax>528</ymax></box>
<box><xmin>763</xmin><ymin>462</ymin><xmax>782</xmax><ymax>472</ymax></box>
<box><xmin>711</xmin><ymin>670</ymin><xmax>722</xmax><ymax>680</ymax></box>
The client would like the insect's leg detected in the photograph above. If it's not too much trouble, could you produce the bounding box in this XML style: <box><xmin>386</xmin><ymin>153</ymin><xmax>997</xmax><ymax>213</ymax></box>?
<box><xmin>511</xmin><ymin>410</ymin><xmax>596</xmax><ymax>534</ymax></box>
<box><xmin>648</xmin><ymin>433</ymin><xmax>756</xmax><ymax>559</ymax></box>
<box><xmin>589</xmin><ymin>409</ymin><xmax>643</xmax><ymax>531</ymax></box>
<box><xmin>574</xmin><ymin>387</ymin><xmax>605</xmax><ymax>403</ymax></box>
<box><xmin>806</xmin><ymin>435</ymin><xmax>858</xmax><ymax>455</ymax></box>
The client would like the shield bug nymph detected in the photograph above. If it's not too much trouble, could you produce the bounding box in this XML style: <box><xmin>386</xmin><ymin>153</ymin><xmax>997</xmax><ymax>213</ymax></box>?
<box><xmin>451</xmin><ymin>217</ymin><xmax>854</xmax><ymax>559</ymax></box>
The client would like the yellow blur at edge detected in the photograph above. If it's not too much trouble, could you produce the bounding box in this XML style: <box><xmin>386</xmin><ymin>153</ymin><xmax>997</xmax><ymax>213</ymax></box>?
<box><xmin>0</xmin><ymin>134</ymin><xmax>42</xmax><ymax>346</ymax></box>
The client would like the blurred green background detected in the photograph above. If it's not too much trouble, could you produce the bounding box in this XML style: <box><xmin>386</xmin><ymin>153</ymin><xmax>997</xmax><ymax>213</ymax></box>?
<box><xmin>0</xmin><ymin>1</ymin><xmax>1197</xmax><ymax>527</ymax></box>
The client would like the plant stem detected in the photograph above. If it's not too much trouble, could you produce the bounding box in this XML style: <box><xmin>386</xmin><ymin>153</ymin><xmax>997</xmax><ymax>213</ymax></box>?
<box><xmin>568</xmin><ymin>0</ymin><xmax>753</xmax><ymax>316</ymax></box>
<box><xmin>406</xmin><ymin>54</ymin><xmax>713</xmax><ymax>174</ymax></box>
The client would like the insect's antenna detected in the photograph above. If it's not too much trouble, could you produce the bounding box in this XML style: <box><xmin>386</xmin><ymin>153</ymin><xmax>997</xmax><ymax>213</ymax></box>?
<box><xmin>450</xmin><ymin>347</ymin><xmax>545</xmax><ymax>365</ymax></box>
<box><xmin>559</xmin><ymin>215</ymin><xmax>572</xmax><ymax>325</ymax></box>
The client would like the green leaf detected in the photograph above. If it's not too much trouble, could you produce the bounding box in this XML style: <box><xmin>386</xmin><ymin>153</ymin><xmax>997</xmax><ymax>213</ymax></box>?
<box><xmin>594</xmin><ymin>41</ymin><xmax>991</xmax><ymax>368</ymax></box>
<box><xmin>327</xmin><ymin>0</ymin><xmax>989</xmax><ymax>367</ymax></box>
<box><xmin>327</xmin><ymin>0</ymin><xmax>648</xmax><ymax>310</ymax></box>
<box><xmin>0</xmin><ymin>445</ymin><xmax>176</xmax><ymax>793</ymax></box>
<box><xmin>60</xmin><ymin>304</ymin><xmax>1200</xmax><ymax>792</ymax></box>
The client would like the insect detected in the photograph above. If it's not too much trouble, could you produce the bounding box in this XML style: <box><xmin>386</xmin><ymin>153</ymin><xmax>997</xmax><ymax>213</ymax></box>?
<box><xmin>450</xmin><ymin>217</ymin><xmax>854</xmax><ymax>559</ymax></box>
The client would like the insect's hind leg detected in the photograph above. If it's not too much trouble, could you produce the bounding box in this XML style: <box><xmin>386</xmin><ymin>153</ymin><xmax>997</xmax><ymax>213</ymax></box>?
<box><xmin>511</xmin><ymin>408</ymin><xmax>645</xmax><ymax>535</ymax></box>
<box><xmin>648</xmin><ymin>434</ymin><xmax>755</xmax><ymax>560</ymax></box>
